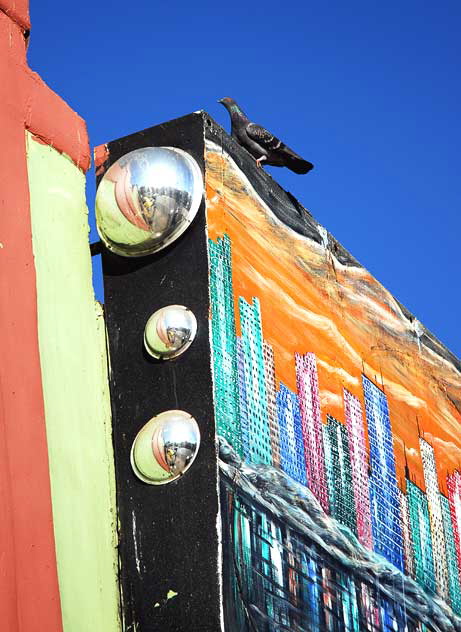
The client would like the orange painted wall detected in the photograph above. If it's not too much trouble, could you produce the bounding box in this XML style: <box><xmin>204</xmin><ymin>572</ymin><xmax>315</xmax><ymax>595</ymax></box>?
<box><xmin>205</xmin><ymin>142</ymin><xmax>461</xmax><ymax>494</ymax></box>
<box><xmin>0</xmin><ymin>2</ymin><xmax>90</xmax><ymax>629</ymax></box>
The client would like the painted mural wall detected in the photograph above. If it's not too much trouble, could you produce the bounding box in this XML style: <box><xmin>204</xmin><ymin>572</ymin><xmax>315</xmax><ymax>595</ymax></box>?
<box><xmin>205</xmin><ymin>137</ymin><xmax>461</xmax><ymax>632</ymax></box>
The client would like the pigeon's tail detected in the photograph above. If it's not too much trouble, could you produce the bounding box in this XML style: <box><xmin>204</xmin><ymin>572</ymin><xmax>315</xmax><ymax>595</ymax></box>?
<box><xmin>286</xmin><ymin>153</ymin><xmax>314</xmax><ymax>174</ymax></box>
<box><xmin>281</xmin><ymin>145</ymin><xmax>314</xmax><ymax>174</ymax></box>
<box><xmin>288</xmin><ymin>158</ymin><xmax>314</xmax><ymax>174</ymax></box>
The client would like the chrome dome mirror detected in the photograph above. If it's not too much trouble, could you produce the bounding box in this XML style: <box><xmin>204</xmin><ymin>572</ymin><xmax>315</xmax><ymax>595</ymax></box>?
<box><xmin>95</xmin><ymin>146</ymin><xmax>203</xmax><ymax>257</ymax></box>
<box><xmin>131</xmin><ymin>410</ymin><xmax>200</xmax><ymax>485</ymax></box>
<box><xmin>144</xmin><ymin>305</ymin><xmax>197</xmax><ymax>360</ymax></box>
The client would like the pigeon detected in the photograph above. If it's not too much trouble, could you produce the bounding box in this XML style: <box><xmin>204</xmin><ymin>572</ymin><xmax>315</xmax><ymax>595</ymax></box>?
<box><xmin>218</xmin><ymin>97</ymin><xmax>313</xmax><ymax>174</ymax></box>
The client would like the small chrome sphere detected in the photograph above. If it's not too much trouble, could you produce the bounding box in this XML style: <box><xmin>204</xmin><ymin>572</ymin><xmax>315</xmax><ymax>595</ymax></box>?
<box><xmin>95</xmin><ymin>146</ymin><xmax>203</xmax><ymax>257</ymax></box>
<box><xmin>131</xmin><ymin>410</ymin><xmax>200</xmax><ymax>485</ymax></box>
<box><xmin>144</xmin><ymin>305</ymin><xmax>197</xmax><ymax>360</ymax></box>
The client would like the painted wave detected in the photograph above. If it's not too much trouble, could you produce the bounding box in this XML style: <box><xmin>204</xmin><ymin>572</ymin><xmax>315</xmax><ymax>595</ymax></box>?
<box><xmin>219</xmin><ymin>438</ymin><xmax>461</xmax><ymax>632</ymax></box>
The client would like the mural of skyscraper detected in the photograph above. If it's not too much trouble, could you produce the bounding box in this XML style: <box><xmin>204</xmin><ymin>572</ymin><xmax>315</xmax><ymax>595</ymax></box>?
<box><xmin>440</xmin><ymin>493</ymin><xmax>461</xmax><ymax>614</ymax></box>
<box><xmin>407</xmin><ymin>479</ymin><xmax>436</xmax><ymax>594</ymax></box>
<box><xmin>398</xmin><ymin>487</ymin><xmax>415</xmax><ymax>577</ymax></box>
<box><xmin>276</xmin><ymin>383</ymin><xmax>307</xmax><ymax>486</ymax></box>
<box><xmin>238</xmin><ymin>297</ymin><xmax>272</xmax><ymax>465</ymax></box>
<box><xmin>447</xmin><ymin>470</ymin><xmax>461</xmax><ymax>584</ymax></box>
<box><xmin>208</xmin><ymin>235</ymin><xmax>242</xmax><ymax>455</ymax></box>
<box><xmin>323</xmin><ymin>415</ymin><xmax>357</xmax><ymax>535</ymax></box>
<box><xmin>236</xmin><ymin>337</ymin><xmax>250</xmax><ymax>460</ymax></box>
<box><xmin>362</xmin><ymin>376</ymin><xmax>404</xmax><ymax>571</ymax></box>
<box><xmin>295</xmin><ymin>353</ymin><xmax>329</xmax><ymax>513</ymax></box>
<box><xmin>263</xmin><ymin>341</ymin><xmax>280</xmax><ymax>467</ymax></box>
<box><xmin>419</xmin><ymin>437</ymin><xmax>449</xmax><ymax>598</ymax></box>
<box><xmin>226</xmin><ymin>494</ymin><xmax>253</xmax><ymax>630</ymax></box>
<box><xmin>344</xmin><ymin>389</ymin><xmax>373</xmax><ymax>549</ymax></box>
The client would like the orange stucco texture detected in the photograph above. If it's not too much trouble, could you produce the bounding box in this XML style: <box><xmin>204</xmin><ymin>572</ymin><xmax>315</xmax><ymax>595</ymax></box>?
<box><xmin>0</xmin><ymin>0</ymin><xmax>30</xmax><ymax>30</ymax></box>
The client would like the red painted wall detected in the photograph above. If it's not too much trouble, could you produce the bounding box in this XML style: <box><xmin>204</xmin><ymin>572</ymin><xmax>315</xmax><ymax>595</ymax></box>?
<box><xmin>0</xmin><ymin>2</ymin><xmax>90</xmax><ymax>629</ymax></box>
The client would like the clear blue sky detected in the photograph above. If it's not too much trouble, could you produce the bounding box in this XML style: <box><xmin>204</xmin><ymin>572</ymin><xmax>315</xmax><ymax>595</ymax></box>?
<box><xmin>28</xmin><ymin>0</ymin><xmax>460</xmax><ymax>356</ymax></box>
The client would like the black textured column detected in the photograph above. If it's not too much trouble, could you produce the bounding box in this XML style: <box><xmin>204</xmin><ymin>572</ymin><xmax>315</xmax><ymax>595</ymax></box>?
<box><xmin>98</xmin><ymin>113</ymin><xmax>222</xmax><ymax>632</ymax></box>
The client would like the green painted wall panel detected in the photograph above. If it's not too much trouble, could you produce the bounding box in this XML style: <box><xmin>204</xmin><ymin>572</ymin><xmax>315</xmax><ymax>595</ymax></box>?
<box><xmin>26</xmin><ymin>133</ymin><xmax>121</xmax><ymax>632</ymax></box>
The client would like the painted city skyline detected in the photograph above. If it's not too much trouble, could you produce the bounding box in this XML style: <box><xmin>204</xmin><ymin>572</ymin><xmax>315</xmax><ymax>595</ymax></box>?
<box><xmin>205</xmin><ymin>139</ymin><xmax>461</xmax><ymax>631</ymax></box>
<box><xmin>205</xmin><ymin>139</ymin><xmax>461</xmax><ymax>495</ymax></box>
<box><xmin>209</xmin><ymin>232</ymin><xmax>461</xmax><ymax>617</ymax></box>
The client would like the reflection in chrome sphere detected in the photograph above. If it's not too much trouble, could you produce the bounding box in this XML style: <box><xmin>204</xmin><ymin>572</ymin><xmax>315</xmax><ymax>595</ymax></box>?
<box><xmin>144</xmin><ymin>305</ymin><xmax>197</xmax><ymax>360</ymax></box>
<box><xmin>95</xmin><ymin>146</ymin><xmax>203</xmax><ymax>257</ymax></box>
<box><xmin>131</xmin><ymin>410</ymin><xmax>200</xmax><ymax>485</ymax></box>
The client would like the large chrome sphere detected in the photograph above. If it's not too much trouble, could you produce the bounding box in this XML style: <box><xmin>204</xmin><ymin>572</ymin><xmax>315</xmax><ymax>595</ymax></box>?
<box><xmin>95</xmin><ymin>146</ymin><xmax>203</xmax><ymax>257</ymax></box>
<box><xmin>144</xmin><ymin>305</ymin><xmax>197</xmax><ymax>360</ymax></box>
<box><xmin>131</xmin><ymin>410</ymin><xmax>200</xmax><ymax>485</ymax></box>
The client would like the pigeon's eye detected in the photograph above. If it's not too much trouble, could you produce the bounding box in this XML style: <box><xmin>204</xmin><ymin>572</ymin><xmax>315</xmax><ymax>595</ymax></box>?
<box><xmin>95</xmin><ymin>146</ymin><xmax>203</xmax><ymax>257</ymax></box>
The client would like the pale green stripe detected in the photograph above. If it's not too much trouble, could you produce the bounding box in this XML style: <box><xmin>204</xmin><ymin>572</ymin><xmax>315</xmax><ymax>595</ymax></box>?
<box><xmin>26</xmin><ymin>133</ymin><xmax>121</xmax><ymax>632</ymax></box>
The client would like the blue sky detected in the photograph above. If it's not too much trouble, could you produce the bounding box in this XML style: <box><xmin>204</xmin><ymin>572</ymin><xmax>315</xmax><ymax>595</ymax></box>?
<box><xmin>28</xmin><ymin>1</ymin><xmax>460</xmax><ymax>355</ymax></box>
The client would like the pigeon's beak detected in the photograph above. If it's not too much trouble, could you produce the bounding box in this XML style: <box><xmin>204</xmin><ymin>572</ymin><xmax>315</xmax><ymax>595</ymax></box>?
<box><xmin>217</xmin><ymin>99</ymin><xmax>224</xmax><ymax>104</ymax></box>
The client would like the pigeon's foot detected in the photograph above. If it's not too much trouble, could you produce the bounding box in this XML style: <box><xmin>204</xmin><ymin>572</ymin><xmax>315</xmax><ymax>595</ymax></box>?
<box><xmin>256</xmin><ymin>155</ymin><xmax>267</xmax><ymax>168</ymax></box>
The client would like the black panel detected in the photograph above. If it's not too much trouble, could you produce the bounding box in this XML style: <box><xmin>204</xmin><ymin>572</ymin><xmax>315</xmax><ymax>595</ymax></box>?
<box><xmin>100</xmin><ymin>113</ymin><xmax>222</xmax><ymax>632</ymax></box>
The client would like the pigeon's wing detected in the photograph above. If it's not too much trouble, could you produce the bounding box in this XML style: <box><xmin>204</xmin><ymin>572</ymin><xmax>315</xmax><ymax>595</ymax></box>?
<box><xmin>246</xmin><ymin>122</ymin><xmax>314</xmax><ymax>174</ymax></box>
<box><xmin>246</xmin><ymin>123</ymin><xmax>282</xmax><ymax>152</ymax></box>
